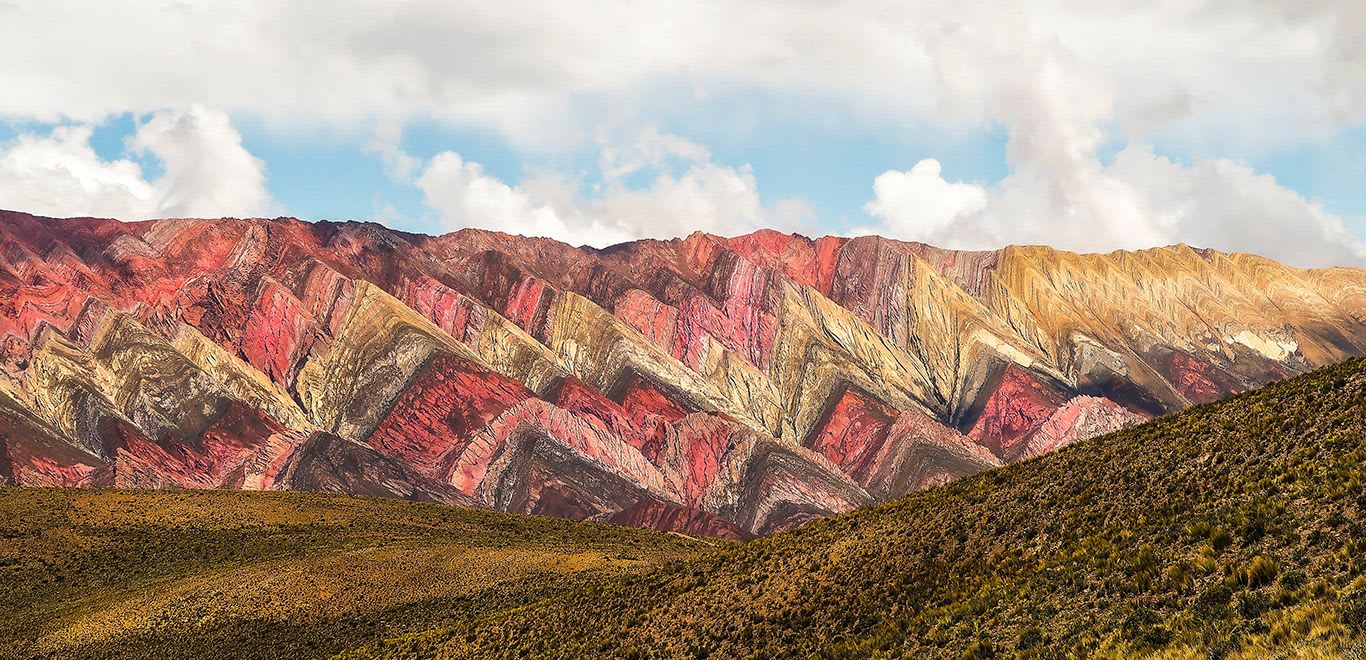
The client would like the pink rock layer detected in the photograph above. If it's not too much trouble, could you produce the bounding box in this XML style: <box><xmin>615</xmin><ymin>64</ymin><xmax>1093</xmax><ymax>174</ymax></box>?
<box><xmin>1</xmin><ymin>210</ymin><xmax>1360</xmax><ymax>537</ymax></box>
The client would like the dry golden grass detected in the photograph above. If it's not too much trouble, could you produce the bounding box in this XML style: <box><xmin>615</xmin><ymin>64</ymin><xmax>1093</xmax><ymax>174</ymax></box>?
<box><xmin>0</xmin><ymin>488</ymin><xmax>708</xmax><ymax>659</ymax></box>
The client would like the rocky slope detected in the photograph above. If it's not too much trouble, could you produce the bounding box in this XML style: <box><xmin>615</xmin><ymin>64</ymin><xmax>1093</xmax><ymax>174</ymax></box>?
<box><xmin>0</xmin><ymin>210</ymin><xmax>1362</xmax><ymax>536</ymax></box>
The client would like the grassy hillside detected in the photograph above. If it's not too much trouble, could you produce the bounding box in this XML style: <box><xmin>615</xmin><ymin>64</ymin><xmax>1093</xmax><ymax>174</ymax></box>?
<box><xmin>3</xmin><ymin>358</ymin><xmax>1363</xmax><ymax>659</ymax></box>
<box><xmin>367</xmin><ymin>357</ymin><xmax>1366</xmax><ymax>658</ymax></box>
<box><xmin>0</xmin><ymin>489</ymin><xmax>710</xmax><ymax>659</ymax></box>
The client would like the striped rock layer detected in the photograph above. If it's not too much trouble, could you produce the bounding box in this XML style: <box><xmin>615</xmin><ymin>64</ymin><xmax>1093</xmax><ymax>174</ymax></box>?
<box><xmin>1</xmin><ymin>210</ymin><xmax>1363</xmax><ymax>537</ymax></box>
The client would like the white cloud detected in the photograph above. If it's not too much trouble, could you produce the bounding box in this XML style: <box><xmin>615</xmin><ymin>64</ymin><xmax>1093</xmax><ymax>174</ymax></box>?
<box><xmin>0</xmin><ymin>106</ymin><xmax>272</xmax><ymax>220</ymax></box>
<box><xmin>0</xmin><ymin>125</ymin><xmax>156</xmax><ymax>219</ymax></box>
<box><xmin>598</xmin><ymin>126</ymin><xmax>713</xmax><ymax>182</ymax></box>
<box><xmin>1</xmin><ymin>1</ymin><xmax>1360</xmax><ymax>151</ymax></box>
<box><xmin>859</xmin><ymin>6</ymin><xmax>1366</xmax><ymax>267</ymax></box>
<box><xmin>362</xmin><ymin>121</ymin><xmax>420</xmax><ymax>181</ymax></box>
<box><xmin>588</xmin><ymin>127</ymin><xmax>769</xmax><ymax>240</ymax></box>
<box><xmin>1107</xmin><ymin>147</ymin><xmax>1366</xmax><ymax>267</ymax></box>
<box><xmin>380</xmin><ymin>125</ymin><xmax>801</xmax><ymax>246</ymax></box>
<box><xmin>128</xmin><ymin>105</ymin><xmax>272</xmax><ymax>218</ymax></box>
<box><xmin>860</xmin><ymin>160</ymin><xmax>987</xmax><ymax>240</ymax></box>
<box><xmin>416</xmin><ymin>151</ymin><xmax>615</xmax><ymax>245</ymax></box>
<box><xmin>1</xmin><ymin>1</ymin><xmax>1361</xmax><ymax>262</ymax></box>
<box><xmin>863</xmin><ymin>150</ymin><xmax>1366</xmax><ymax>268</ymax></box>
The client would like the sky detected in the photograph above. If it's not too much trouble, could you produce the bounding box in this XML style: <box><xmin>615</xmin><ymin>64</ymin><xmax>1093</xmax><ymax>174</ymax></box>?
<box><xmin>0</xmin><ymin>1</ymin><xmax>1363</xmax><ymax>267</ymax></box>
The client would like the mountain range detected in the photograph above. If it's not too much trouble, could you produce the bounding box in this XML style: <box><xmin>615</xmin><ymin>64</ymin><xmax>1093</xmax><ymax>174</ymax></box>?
<box><xmin>1</xmin><ymin>209</ymin><xmax>1363</xmax><ymax>537</ymax></box>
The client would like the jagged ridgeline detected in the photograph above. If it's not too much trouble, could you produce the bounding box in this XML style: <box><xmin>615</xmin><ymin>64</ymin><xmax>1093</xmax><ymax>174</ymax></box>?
<box><xmin>1</xmin><ymin>210</ymin><xmax>1364</xmax><ymax>536</ymax></box>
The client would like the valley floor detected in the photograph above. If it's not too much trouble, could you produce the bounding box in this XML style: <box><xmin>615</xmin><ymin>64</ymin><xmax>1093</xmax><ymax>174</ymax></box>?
<box><xmin>0</xmin><ymin>489</ymin><xmax>709</xmax><ymax>659</ymax></box>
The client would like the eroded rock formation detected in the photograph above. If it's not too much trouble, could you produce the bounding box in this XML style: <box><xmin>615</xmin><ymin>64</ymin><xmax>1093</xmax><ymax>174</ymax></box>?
<box><xmin>1</xmin><ymin>210</ymin><xmax>1362</xmax><ymax>536</ymax></box>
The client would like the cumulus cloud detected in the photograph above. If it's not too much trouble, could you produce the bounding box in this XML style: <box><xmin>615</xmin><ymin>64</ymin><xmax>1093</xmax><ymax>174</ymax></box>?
<box><xmin>864</xmin><ymin>152</ymin><xmax>1366</xmax><ymax>267</ymax></box>
<box><xmin>1106</xmin><ymin>147</ymin><xmax>1366</xmax><ymax>267</ymax></box>
<box><xmin>0</xmin><ymin>125</ymin><xmax>156</xmax><ymax>219</ymax></box>
<box><xmin>587</xmin><ymin>127</ymin><xmax>769</xmax><ymax>240</ymax></box>
<box><xmin>1</xmin><ymin>1</ymin><xmax>1361</xmax><ymax>150</ymax></box>
<box><xmin>859</xmin><ymin>160</ymin><xmax>987</xmax><ymax>240</ymax></box>
<box><xmin>859</xmin><ymin>7</ymin><xmax>1366</xmax><ymax>267</ymax></box>
<box><xmin>0</xmin><ymin>106</ymin><xmax>272</xmax><ymax>220</ymax></box>
<box><xmin>1</xmin><ymin>1</ymin><xmax>1361</xmax><ymax>262</ymax></box>
<box><xmin>415</xmin><ymin>151</ymin><xmax>614</xmax><ymax>244</ymax></box>
<box><xmin>381</xmin><ymin>125</ymin><xmax>800</xmax><ymax>246</ymax></box>
<box><xmin>128</xmin><ymin>105</ymin><xmax>272</xmax><ymax>218</ymax></box>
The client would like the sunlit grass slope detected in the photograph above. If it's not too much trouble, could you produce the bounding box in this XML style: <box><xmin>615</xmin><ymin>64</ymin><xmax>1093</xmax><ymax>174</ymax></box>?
<box><xmin>0</xmin><ymin>489</ymin><xmax>710</xmax><ymax>659</ymax></box>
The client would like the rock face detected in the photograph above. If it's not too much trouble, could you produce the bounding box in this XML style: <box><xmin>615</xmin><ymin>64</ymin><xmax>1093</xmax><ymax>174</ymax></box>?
<box><xmin>0</xmin><ymin>210</ymin><xmax>1362</xmax><ymax>536</ymax></box>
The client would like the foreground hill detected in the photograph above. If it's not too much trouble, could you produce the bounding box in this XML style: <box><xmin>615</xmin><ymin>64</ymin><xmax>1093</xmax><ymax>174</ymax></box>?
<box><xmin>0</xmin><ymin>488</ymin><xmax>709</xmax><ymax>659</ymax></box>
<box><xmin>1</xmin><ymin>210</ymin><xmax>1363</xmax><ymax>537</ymax></box>
<box><xmin>365</xmin><ymin>357</ymin><xmax>1366</xmax><ymax>658</ymax></box>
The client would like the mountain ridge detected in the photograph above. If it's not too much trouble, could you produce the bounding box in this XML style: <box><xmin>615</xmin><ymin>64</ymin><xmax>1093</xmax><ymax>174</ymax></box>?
<box><xmin>0</xmin><ymin>209</ymin><xmax>1362</xmax><ymax>536</ymax></box>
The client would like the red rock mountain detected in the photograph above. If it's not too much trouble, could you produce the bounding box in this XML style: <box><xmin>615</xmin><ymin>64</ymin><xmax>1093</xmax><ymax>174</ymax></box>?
<box><xmin>1</xmin><ymin>210</ymin><xmax>1362</xmax><ymax>537</ymax></box>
